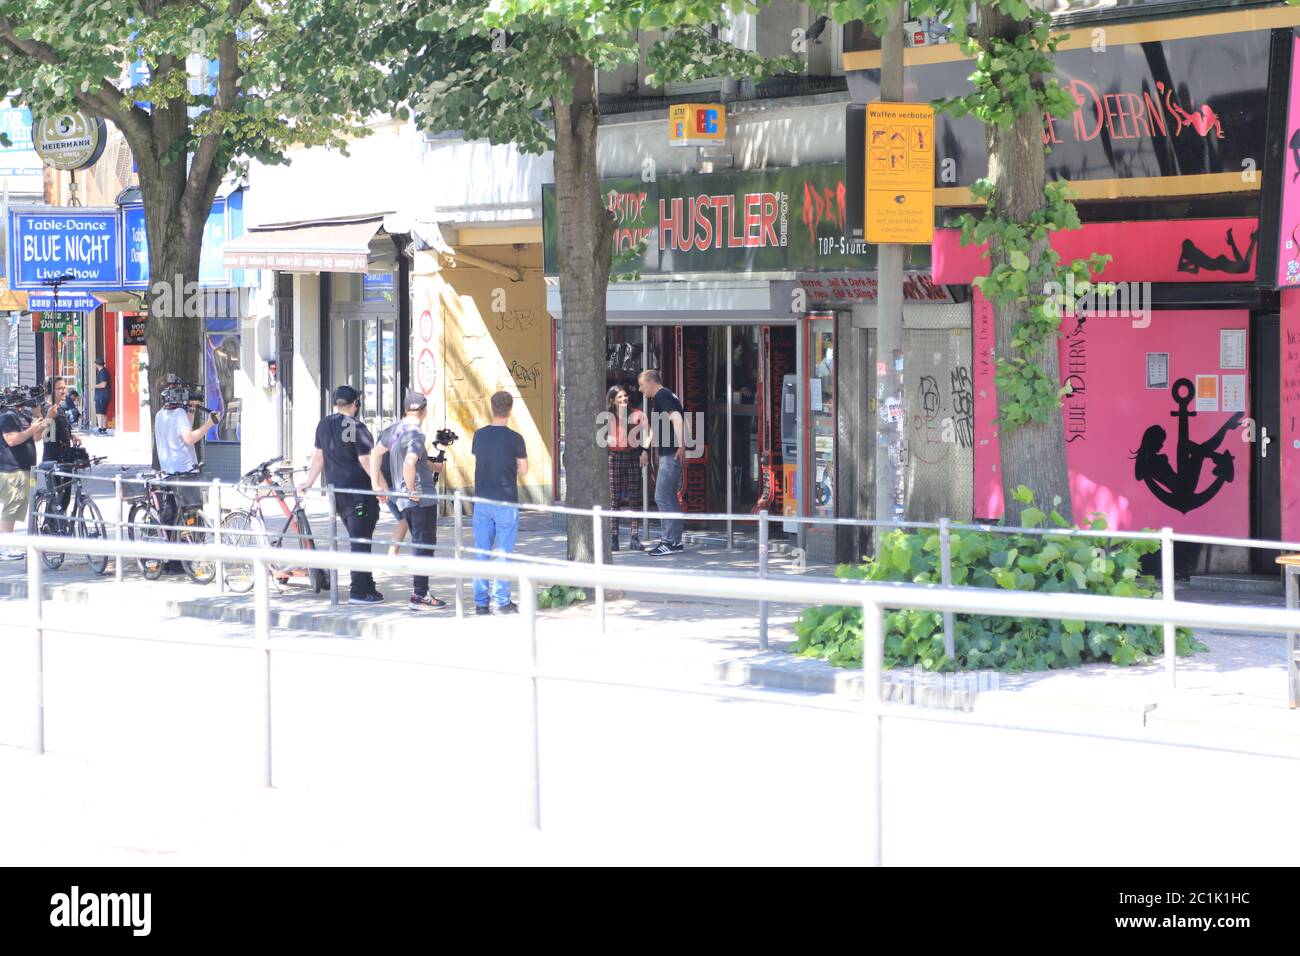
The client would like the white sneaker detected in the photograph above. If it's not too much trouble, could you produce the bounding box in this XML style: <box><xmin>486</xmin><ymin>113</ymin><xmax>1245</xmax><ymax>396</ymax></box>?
<box><xmin>1</xmin><ymin>549</ymin><xmax>26</xmax><ymax>561</ymax></box>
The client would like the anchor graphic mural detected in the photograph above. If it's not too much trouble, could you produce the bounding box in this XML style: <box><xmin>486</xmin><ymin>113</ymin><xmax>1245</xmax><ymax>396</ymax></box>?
<box><xmin>1133</xmin><ymin>379</ymin><xmax>1244</xmax><ymax>514</ymax></box>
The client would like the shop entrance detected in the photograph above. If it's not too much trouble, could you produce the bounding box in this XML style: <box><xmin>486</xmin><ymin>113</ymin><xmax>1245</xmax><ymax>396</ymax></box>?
<box><xmin>1252</xmin><ymin>312</ymin><xmax>1281</xmax><ymax>572</ymax></box>
<box><xmin>606</xmin><ymin>323</ymin><xmax>798</xmax><ymax>524</ymax></box>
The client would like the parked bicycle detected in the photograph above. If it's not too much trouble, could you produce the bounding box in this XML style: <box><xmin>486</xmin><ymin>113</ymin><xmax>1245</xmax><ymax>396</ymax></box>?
<box><xmin>29</xmin><ymin>451</ymin><xmax>111</xmax><ymax>574</ymax></box>
<box><xmin>125</xmin><ymin>467</ymin><xmax>215</xmax><ymax>584</ymax></box>
<box><xmin>221</xmin><ymin>457</ymin><xmax>328</xmax><ymax>594</ymax></box>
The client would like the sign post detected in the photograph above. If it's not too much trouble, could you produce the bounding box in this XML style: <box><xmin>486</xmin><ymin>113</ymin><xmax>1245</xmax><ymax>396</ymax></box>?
<box><xmin>865</xmin><ymin>102</ymin><xmax>935</xmax><ymax>245</ymax></box>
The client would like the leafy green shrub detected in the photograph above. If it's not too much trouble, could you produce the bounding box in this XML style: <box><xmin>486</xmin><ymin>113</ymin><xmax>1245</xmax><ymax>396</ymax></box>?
<box><xmin>538</xmin><ymin>584</ymin><xmax>588</xmax><ymax>609</ymax></box>
<box><xmin>792</xmin><ymin>487</ymin><xmax>1204</xmax><ymax>673</ymax></box>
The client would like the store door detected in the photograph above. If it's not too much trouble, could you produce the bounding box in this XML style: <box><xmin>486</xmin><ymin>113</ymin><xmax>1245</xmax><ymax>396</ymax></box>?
<box><xmin>1252</xmin><ymin>312</ymin><xmax>1281</xmax><ymax>571</ymax></box>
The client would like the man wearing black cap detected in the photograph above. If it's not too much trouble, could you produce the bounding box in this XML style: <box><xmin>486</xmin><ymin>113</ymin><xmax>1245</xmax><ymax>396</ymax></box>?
<box><xmin>372</xmin><ymin>390</ymin><xmax>448</xmax><ymax>611</ymax></box>
<box><xmin>298</xmin><ymin>385</ymin><xmax>383</xmax><ymax>604</ymax></box>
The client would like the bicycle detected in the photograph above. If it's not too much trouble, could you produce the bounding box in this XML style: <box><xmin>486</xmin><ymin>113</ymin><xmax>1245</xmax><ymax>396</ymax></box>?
<box><xmin>28</xmin><ymin>453</ymin><xmax>111</xmax><ymax>574</ymax></box>
<box><xmin>220</xmin><ymin>457</ymin><xmax>328</xmax><ymax>595</ymax></box>
<box><xmin>125</xmin><ymin>467</ymin><xmax>216</xmax><ymax>585</ymax></box>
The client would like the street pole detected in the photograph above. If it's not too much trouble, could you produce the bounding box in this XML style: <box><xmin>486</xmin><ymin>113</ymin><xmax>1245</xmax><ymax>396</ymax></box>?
<box><xmin>874</xmin><ymin>1</ymin><xmax>907</xmax><ymax>546</ymax></box>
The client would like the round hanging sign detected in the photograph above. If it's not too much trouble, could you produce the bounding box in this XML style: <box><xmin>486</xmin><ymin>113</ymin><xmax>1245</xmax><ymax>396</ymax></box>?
<box><xmin>31</xmin><ymin>110</ymin><xmax>107</xmax><ymax>171</ymax></box>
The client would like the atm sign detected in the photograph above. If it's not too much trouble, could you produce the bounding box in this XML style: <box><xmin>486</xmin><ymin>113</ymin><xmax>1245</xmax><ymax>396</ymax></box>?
<box><xmin>669</xmin><ymin>103</ymin><xmax>727</xmax><ymax>147</ymax></box>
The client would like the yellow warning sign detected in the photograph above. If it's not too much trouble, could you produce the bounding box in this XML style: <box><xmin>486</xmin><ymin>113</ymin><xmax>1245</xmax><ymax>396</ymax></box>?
<box><xmin>865</xmin><ymin>102</ymin><xmax>935</xmax><ymax>245</ymax></box>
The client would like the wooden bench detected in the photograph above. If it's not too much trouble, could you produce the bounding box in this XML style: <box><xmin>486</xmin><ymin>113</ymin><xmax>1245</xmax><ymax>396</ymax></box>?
<box><xmin>1273</xmin><ymin>555</ymin><xmax>1300</xmax><ymax>709</ymax></box>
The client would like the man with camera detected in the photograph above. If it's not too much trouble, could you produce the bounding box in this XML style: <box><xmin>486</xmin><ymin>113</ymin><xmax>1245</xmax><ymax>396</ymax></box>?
<box><xmin>154</xmin><ymin>381</ymin><xmax>216</xmax><ymax>566</ymax></box>
<box><xmin>0</xmin><ymin>388</ymin><xmax>50</xmax><ymax>560</ymax></box>
<box><xmin>298</xmin><ymin>385</ymin><xmax>383</xmax><ymax>605</ymax></box>
<box><xmin>371</xmin><ymin>391</ymin><xmax>449</xmax><ymax>612</ymax></box>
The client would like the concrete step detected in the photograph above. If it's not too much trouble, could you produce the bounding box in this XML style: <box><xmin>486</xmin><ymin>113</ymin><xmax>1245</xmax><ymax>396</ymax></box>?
<box><xmin>1187</xmin><ymin>574</ymin><xmax>1283</xmax><ymax>597</ymax></box>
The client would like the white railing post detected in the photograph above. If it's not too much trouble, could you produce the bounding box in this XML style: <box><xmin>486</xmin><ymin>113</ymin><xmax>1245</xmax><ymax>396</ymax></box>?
<box><xmin>939</xmin><ymin>517</ymin><xmax>955</xmax><ymax>660</ymax></box>
<box><xmin>327</xmin><ymin>486</ymin><xmax>339</xmax><ymax>606</ymax></box>
<box><xmin>863</xmin><ymin>598</ymin><xmax>884</xmax><ymax>868</ymax></box>
<box><xmin>453</xmin><ymin>489</ymin><xmax>465</xmax><ymax>618</ymax></box>
<box><xmin>28</xmin><ymin>536</ymin><xmax>44</xmax><ymax>755</ymax></box>
<box><xmin>1161</xmin><ymin>526</ymin><xmax>1176</xmax><ymax>689</ymax></box>
<box><xmin>210</xmin><ymin>478</ymin><xmax>224</xmax><ymax>593</ymax></box>
<box><xmin>113</xmin><ymin>473</ymin><xmax>124</xmax><ymax>584</ymax></box>
<box><xmin>593</xmin><ymin>505</ymin><xmax>605</xmax><ymax>636</ymax></box>
<box><xmin>254</xmin><ymin>556</ymin><xmax>273</xmax><ymax>788</ymax></box>
<box><xmin>520</xmin><ymin>575</ymin><xmax>541</xmax><ymax>830</ymax></box>
<box><xmin>758</xmin><ymin>510</ymin><xmax>769</xmax><ymax>651</ymax></box>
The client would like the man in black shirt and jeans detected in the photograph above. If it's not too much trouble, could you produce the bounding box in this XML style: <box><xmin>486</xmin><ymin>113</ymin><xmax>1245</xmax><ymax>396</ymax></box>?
<box><xmin>637</xmin><ymin>369</ymin><xmax>686</xmax><ymax>555</ymax></box>
<box><xmin>298</xmin><ymin>386</ymin><xmax>383</xmax><ymax>604</ymax></box>
<box><xmin>471</xmin><ymin>391</ymin><xmax>528</xmax><ymax>614</ymax></box>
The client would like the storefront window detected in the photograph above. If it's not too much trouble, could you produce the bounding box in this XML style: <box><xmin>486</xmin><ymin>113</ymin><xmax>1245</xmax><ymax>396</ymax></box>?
<box><xmin>204</xmin><ymin>314</ymin><xmax>241</xmax><ymax>442</ymax></box>
<box><xmin>808</xmin><ymin>317</ymin><xmax>834</xmax><ymax>518</ymax></box>
<box><xmin>330</xmin><ymin>262</ymin><xmax>399</xmax><ymax>438</ymax></box>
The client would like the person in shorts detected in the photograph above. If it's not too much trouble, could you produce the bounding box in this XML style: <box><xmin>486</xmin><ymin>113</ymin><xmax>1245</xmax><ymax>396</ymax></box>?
<box><xmin>0</xmin><ymin>403</ymin><xmax>48</xmax><ymax>559</ymax></box>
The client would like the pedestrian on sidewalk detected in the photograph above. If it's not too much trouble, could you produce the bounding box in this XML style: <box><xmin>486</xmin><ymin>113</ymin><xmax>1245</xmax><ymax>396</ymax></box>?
<box><xmin>637</xmin><ymin>369</ymin><xmax>685</xmax><ymax>555</ymax></box>
<box><xmin>41</xmin><ymin>377</ymin><xmax>82</xmax><ymax>515</ymax></box>
<box><xmin>604</xmin><ymin>385</ymin><xmax>645</xmax><ymax>552</ymax></box>
<box><xmin>373</xmin><ymin>391</ymin><xmax>447</xmax><ymax>611</ymax></box>
<box><xmin>471</xmin><ymin>391</ymin><xmax>527</xmax><ymax>615</ymax></box>
<box><xmin>372</xmin><ymin>421</ymin><xmax>410</xmax><ymax>557</ymax></box>
<box><xmin>298</xmin><ymin>385</ymin><xmax>383</xmax><ymax>605</ymax></box>
<box><xmin>0</xmin><ymin>400</ymin><xmax>49</xmax><ymax>560</ymax></box>
<box><xmin>93</xmin><ymin>358</ymin><xmax>111</xmax><ymax>434</ymax></box>
<box><xmin>62</xmin><ymin>390</ymin><xmax>83</xmax><ymax>430</ymax></box>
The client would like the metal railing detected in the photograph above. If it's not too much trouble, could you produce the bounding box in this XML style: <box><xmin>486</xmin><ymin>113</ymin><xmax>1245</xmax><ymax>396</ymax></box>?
<box><xmin>30</xmin><ymin>462</ymin><xmax>1300</xmax><ymax>699</ymax></box>
<box><xmin>3</xmin><ymin>528</ymin><xmax>1298</xmax><ymax>866</ymax></box>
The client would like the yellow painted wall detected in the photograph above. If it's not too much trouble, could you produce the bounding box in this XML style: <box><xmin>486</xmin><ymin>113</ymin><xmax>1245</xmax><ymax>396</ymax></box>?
<box><xmin>412</xmin><ymin>244</ymin><xmax>554</xmax><ymax>502</ymax></box>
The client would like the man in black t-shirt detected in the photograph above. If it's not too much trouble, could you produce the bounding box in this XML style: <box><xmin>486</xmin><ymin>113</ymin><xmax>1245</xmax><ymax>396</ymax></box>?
<box><xmin>298</xmin><ymin>385</ymin><xmax>382</xmax><ymax>604</ymax></box>
<box><xmin>0</xmin><ymin>404</ymin><xmax>48</xmax><ymax>559</ymax></box>
<box><xmin>470</xmin><ymin>391</ymin><xmax>528</xmax><ymax>614</ymax></box>
<box><xmin>637</xmin><ymin>369</ymin><xmax>685</xmax><ymax>554</ymax></box>
<box><xmin>40</xmin><ymin>377</ymin><xmax>81</xmax><ymax>515</ymax></box>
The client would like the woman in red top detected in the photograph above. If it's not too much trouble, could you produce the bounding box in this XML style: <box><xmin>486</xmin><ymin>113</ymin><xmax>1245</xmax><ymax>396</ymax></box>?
<box><xmin>606</xmin><ymin>385</ymin><xmax>646</xmax><ymax>551</ymax></box>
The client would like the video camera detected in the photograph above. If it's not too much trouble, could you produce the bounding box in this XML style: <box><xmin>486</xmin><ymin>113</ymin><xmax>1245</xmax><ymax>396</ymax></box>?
<box><xmin>0</xmin><ymin>384</ymin><xmax>46</xmax><ymax>412</ymax></box>
<box><xmin>431</xmin><ymin>428</ymin><xmax>458</xmax><ymax>465</ymax></box>
<box><xmin>161</xmin><ymin>381</ymin><xmax>220</xmax><ymax>422</ymax></box>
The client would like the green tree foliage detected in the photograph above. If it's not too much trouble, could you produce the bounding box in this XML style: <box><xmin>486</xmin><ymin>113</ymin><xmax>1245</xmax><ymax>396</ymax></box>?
<box><xmin>0</xmin><ymin>1</ymin><xmax>388</xmax><ymax>433</ymax></box>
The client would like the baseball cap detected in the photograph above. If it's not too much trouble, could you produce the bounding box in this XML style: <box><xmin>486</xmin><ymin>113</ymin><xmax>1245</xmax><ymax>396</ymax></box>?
<box><xmin>405</xmin><ymin>390</ymin><xmax>428</xmax><ymax>411</ymax></box>
<box><xmin>333</xmin><ymin>385</ymin><xmax>360</xmax><ymax>406</ymax></box>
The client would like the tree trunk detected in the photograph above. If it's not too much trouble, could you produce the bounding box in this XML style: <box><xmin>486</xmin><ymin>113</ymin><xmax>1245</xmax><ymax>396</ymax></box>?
<box><xmin>979</xmin><ymin>6</ymin><xmax>1074</xmax><ymax>525</ymax></box>
<box><xmin>552</xmin><ymin>59</ymin><xmax>613</xmax><ymax>562</ymax></box>
<box><xmin>138</xmin><ymin>96</ymin><xmax>217</xmax><ymax>469</ymax></box>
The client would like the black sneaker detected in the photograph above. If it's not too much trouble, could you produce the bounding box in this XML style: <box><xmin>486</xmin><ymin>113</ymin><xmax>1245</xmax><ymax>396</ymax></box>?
<box><xmin>409</xmin><ymin>593</ymin><xmax>448</xmax><ymax>611</ymax></box>
<box><xmin>475</xmin><ymin>605</ymin><xmax>491</xmax><ymax>616</ymax></box>
<box><xmin>349</xmin><ymin>591</ymin><xmax>384</xmax><ymax>605</ymax></box>
<box><xmin>495</xmin><ymin>602</ymin><xmax>519</xmax><ymax>615</ymax></box>
<box><xmin>629</xmin><ymin>535</ymin><xmax>643</xmax><ymax>551</ymax></box>
<box><xmin>647</xmin><ymin>543</ymin><xmax>684</xmax><ymax>556</ymax></box>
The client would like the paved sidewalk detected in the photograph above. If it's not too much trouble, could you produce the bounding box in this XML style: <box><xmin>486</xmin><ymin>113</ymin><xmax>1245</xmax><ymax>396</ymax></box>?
<box><xmin>1</xmin><ymin>501</ymin><xmax>1296</xmax><ymax>758</ymax></box>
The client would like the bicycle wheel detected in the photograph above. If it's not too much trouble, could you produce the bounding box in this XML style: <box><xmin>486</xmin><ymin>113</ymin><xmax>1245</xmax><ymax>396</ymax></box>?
<box><xmin>134</xmin><ymin>508</ymin><xmax>167</xmax><ymax>579</ymax></box>
<box><xmin>179</xmin><ymin>508</ymin><xmax>216</xmax><ymax>585</ymax></box>
<box><xmin>296</xmin><ymin>511</ymin><xmax>329</xmax><ymax>593</ymax></box>
<box><xmin>30</xmin><ymin>492</ymin><xmax>66</xmax><ymax>571</ymax></box>
<box><xmin>220</xmin><ymin>510</ymin><xmax>261</xmax><ymax>594</ymax></box>
<box><xmin>76</xmin><ymin>497</ymin><xmax>109</xmax><ymax>575</ymax></box>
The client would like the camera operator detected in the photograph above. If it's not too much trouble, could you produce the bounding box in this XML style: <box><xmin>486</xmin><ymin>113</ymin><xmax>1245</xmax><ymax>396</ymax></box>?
<box><xmin>371</xmin><ymin>391</ymin><xmax>447</xmax><ymax>612</ymax></box>
<box><xmin>0</xmin><ymin>393</ymin><xmax>49</xmax><ymax>559</ymax></box>
<box><xmin>154</xmin><ymin>382</ymin><xmax>215</xmax><ymax>567</ymax></box>
<box><xmin>41</xmin><ymin>378</ymin><xmax>83</xmax><ymax>510</ymax></box>
<box><xmin>298</xmin><ymin>386</ymin><xmax>383</xmax><ymax>605</ymax></box>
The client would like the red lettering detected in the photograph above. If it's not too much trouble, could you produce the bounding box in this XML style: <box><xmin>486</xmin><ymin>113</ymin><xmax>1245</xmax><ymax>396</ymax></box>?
<box><xmin>744</xmin><ymin>194</ymin><xmax>762</xmax><ymax>247</ymax></box>
<box><xmin>1127</xmin><ymin>94</ymin><xmax>1150</xmax><ymax>138</ymax></box>
<box><xmin>693</xmin><ymin>196</ymin><xmax>713</xmax><ymax>251</ymax></box>
<box><xmin>708</xmin><ymin>196</ymin><xmax>727</xmax><ymax>249</ymax></box>
<box><xmin>1043</xmin><ymin>112</ymin><xmax>1062</xmax><ymax>145</ymax></box>
<box><xmin>761</xmin><ymin>193</ymin><xmax>779</xmax><ymax>247</ymax></box>
<box><xmin>727</xmin><ymin>195</ymin><xmax>745</xmax><ymax>248</ymax></box>
<box><xmin>1143</xmin><ymin>91</ymin><xmax>1167</xmax><ymax>137</ymax></box>
<box><xmin>658</xmin><ymin>197</ymin><xmax>681</xmax><ymax>250</ymax></box>
<box><xmin>1071</xmin><ymin>79</ymin><xmax>1104</xmax><ymax>143</ymax></box>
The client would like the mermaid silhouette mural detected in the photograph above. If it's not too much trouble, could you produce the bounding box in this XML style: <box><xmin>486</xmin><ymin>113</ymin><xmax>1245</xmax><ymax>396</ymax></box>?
<box><xmin>1132</xmin><ymin>379</ymin><xmax>1243</xmax><ymax>514</ymax></box>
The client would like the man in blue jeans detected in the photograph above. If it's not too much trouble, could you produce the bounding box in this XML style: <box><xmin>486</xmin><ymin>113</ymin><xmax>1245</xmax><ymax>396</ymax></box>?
<box><xmin>471</xmin><ymin>391</ymin><xmax>528</xmax><ymax>614</ymax></box>
<box><xmin>637</xmin><ymin>369</ymin><xmax>686</xmax><ymax>555</ymax></box>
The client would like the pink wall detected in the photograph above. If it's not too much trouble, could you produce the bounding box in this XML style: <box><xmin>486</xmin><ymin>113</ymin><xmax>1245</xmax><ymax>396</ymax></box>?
<box><xmin>936</xmin><ymin>218</ymin><xmax>1260</xmax><ymax>285</ymax></box>
<box><xmin>1282</xmin><ymin>290</ymin><xmax>1300</xmax><ymax>541</ymax></box>
<box><xmin>1278</xmin><ymin>35</ymin><xmax>1300</xmax><ymax>287</ymax></box>
<box><xmin>975</xmin><ymin>291</ymin><xmax>1251</xmax><ymax>535</ymax></box>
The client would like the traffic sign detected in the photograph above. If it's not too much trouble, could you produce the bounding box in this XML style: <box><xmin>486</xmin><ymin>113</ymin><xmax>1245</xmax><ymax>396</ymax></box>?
<box><xmin>865</xmin><ymin>103</ymin><xmax>935</xmax><ymax>245</ymax></box>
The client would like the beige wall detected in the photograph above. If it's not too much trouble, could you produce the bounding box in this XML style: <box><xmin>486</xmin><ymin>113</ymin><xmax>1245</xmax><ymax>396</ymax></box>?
<box><xmin>412</xmin><ymin>244</ymin><xmax>554</xmax><ymax>502</ymax></box>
